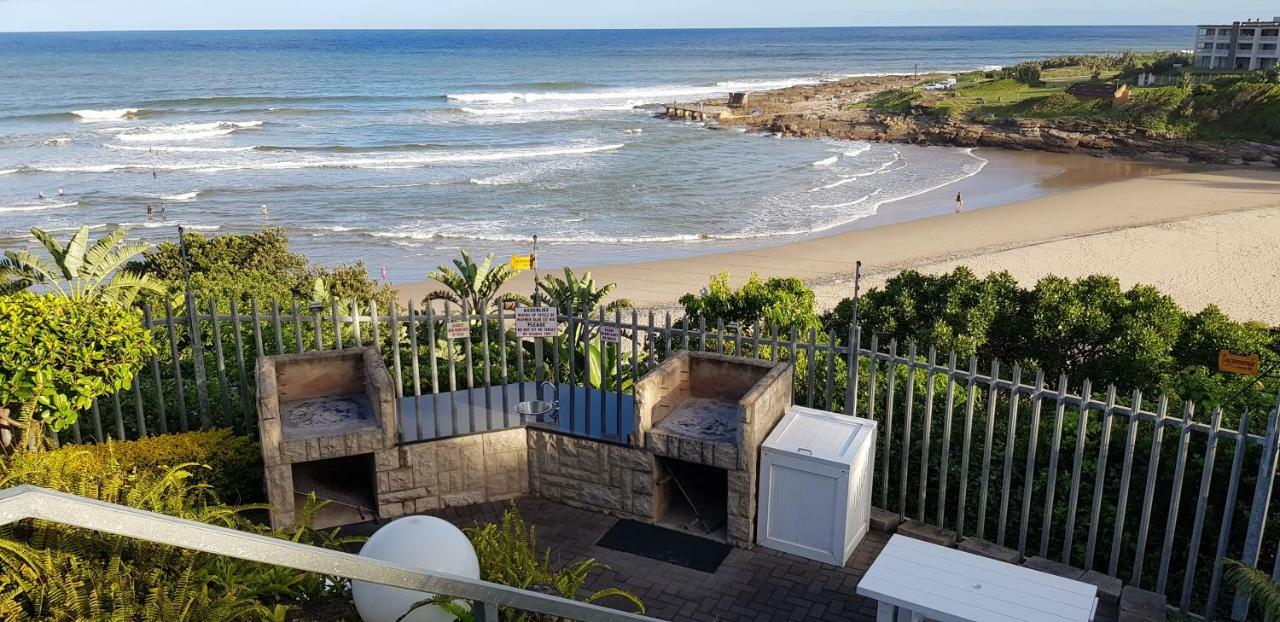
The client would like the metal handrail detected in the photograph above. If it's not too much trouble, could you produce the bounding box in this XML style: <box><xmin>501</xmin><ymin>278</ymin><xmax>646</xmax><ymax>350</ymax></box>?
<box><xmin>0</xmin><ymin>485</ymin><xmax>661</xmax><ymax>622</ymax></box>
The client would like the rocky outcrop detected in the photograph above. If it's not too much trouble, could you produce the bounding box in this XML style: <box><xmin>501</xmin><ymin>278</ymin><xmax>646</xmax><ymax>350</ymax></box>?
<box><xmin>754</xmin><ymin>111</ymin><xmax>1280</xmax><ymax>166</ymax></box>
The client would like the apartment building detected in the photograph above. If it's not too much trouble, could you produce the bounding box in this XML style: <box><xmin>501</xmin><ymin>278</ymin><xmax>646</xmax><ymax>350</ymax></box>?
<box><xmin>1194</xmin><ymin>19</ymin><xmax>1280</xmax><ymax>70</ymax></box>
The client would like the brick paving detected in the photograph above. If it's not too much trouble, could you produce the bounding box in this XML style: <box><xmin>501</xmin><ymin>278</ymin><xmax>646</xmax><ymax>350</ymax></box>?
<box><xmin>431</xmin><ymin>497</ymin><xmax>889</xmax><ymax>622</ymax></box>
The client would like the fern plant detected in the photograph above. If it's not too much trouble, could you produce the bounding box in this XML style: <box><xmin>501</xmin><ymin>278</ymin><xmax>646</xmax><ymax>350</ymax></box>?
<box><xmin>1224</xmin><ymin>558</ymin><xmax>1280</xmax><ymax>619</ymax></box>
<box><xmin>0</xmin><ymin>447</ymin><xmax>363</xmax><ymax>621</ymax></box>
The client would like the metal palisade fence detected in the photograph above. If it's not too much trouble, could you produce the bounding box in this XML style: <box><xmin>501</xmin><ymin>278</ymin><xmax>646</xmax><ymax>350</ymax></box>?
<box><xmin>62</xmin><ymin>294</ymin><xmax>1280</xmax><ymax>621</ymax></box>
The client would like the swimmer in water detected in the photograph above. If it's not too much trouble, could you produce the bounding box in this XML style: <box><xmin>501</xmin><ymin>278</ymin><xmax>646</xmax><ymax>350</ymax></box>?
<box><xmin>37</xmin><ymin>191</ymin><xmax>45</xmax><ymax>199</ymax></box>
<box><xmin>57</xmin><ymin>188</ymin><xmax>64</xmax><ymax>196</ymax></box>
<box><xmin>260</xmin><ymin>204</ymin><xmax>268</xmax><ymax>216</ymax></box>
<box><xmin>147</xmin><ymin>204</ymin><xmax>154</xmax><ymax>219</ymax></box>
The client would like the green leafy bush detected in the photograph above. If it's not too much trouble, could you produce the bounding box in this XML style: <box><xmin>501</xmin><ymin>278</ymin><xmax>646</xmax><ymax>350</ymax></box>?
<box><xmin>0</xmin><ymin>293</ymin><xmax>156</xmax><ymax>438</ymax></box>
<box><xmin>680</xmin><ymin>272</ymin><xmax>820</xmax><ymax>334</ymax></box>
<box><xmin>129</xmin><ymin>228</ymin><xmax>396</xmax><ymax>311</ymax></box>
<box><xmin>827</xmin><ymin>267</ymin><xmax>1278</xmax><ymax>411</ymax></box>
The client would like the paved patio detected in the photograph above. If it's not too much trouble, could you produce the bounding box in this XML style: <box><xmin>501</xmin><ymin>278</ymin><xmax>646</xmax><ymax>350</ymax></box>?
<box><xmin>430</xmin><ymin>497</ymin><xmax>890</xmax><ymax>622</ymax></box>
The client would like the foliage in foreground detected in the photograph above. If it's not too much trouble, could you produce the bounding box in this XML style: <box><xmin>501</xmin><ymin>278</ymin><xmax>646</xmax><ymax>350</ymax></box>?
<box><xmin>0</xmin><ymin>434</ymin><xmax>360</xmax><ymax>621</ymax></box>
<box><xmin>407</xmin><ymin>506</ymin><xmax>643</xmax><ymax>622</ymax></box>
<box><xmin>0</xmin><ymin>292</ymin><xmax>157</xmax><ymax>440</ymax></box>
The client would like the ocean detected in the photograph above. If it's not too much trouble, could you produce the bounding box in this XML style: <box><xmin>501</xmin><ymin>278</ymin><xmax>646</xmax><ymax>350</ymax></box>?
<box><xmin>0</xmin><ymin>27</ymin><xmax>1191</xmax><ymax>279</ymax></box>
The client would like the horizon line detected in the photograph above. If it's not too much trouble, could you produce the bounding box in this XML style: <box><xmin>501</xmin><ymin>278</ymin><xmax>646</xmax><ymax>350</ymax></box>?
<box><xmin>0</xmin><ymin>24</ymin><xmax>1198</xmax><ymax>35</ymax></box>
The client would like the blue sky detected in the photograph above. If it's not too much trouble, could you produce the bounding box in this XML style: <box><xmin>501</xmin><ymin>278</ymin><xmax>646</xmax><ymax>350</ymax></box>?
<box><xmin>3</xmin><ymin>0</ymin><xmax>1279</xmax><ymax>32</ymax></box>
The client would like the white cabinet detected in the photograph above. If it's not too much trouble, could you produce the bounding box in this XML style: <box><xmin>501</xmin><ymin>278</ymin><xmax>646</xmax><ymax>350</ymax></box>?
<box><xmin>757</xmin><ymin>405</ymin><xmax>876</xmax><ymax>566</ymax></box>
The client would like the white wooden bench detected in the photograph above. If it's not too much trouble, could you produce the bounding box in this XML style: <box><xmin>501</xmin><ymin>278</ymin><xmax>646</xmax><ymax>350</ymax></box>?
<box><xmin>857</xmin><ymin>535</ymin><xmax>1098</xmax><ymax>622</ymax></box>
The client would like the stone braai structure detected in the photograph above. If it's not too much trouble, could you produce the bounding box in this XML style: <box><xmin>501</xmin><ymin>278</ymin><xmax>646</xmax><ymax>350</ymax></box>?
<box><xmin>259</xmin><ymin>349</ymin><xmax>791</xmax><ymax>549</ymax></box>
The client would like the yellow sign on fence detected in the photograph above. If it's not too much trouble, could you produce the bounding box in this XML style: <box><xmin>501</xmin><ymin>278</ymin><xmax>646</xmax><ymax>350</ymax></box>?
<box><xmin>509</xmin><ymin>254</ymin><xmax>534</xmax><ymax>270</ymax></box>
<box><xmin>1219</xmin><ymin>350</ymin><xmax>1261</xmax><ymax>376</ymax></box>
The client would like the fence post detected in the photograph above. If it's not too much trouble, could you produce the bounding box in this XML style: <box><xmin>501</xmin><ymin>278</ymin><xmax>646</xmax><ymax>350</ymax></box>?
<box><xmin>1181</xmin><ymin>407</ymin><xmax>1224</xmax><ymax>612</ymax></box>
<box><xmin>1204</xmin><ymin>412</ymin><xmax>1251</xmax><ymax>618</ymax></box>
<box><xmin>1232</xmin><ymin>399</ymin><xmax>1280</xmax><ymax>620</ymax></box>
<box><xmin>164</xmin><ymin>299</ymin><xmax>189</xmax><ymax>432</ymax></box>
<box><xmin>185</xmin><ymin>292</ymin><xmax>211</xmax><ymax>429</ymax></box>
<box><xmin>141</xmin><ymin>303</ymin><xmax>168</xmax><ymax>435</ymax></box>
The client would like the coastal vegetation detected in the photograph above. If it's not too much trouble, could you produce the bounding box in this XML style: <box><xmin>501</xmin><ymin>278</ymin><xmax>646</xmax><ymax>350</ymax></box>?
<box><xmin>860</xmin><ymin>51</ymin><xmax>1280</xmax><ymax>142</ymax></box>
<box><xmin>127</xmin><ymin>228</ymin><xmax>397</xmax><ymax>312</ymax></box>
<box><xmin>683</xmin><ymin>267</ymin><xmax>1278</xmax><ymax>415</ymax></box>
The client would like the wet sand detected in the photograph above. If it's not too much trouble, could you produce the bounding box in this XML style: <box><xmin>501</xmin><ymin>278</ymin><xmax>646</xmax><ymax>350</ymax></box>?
<box><xmin>397</xmin><ymin>152</ymin><xmax>1280</xmax><ymax>324</ymax></box>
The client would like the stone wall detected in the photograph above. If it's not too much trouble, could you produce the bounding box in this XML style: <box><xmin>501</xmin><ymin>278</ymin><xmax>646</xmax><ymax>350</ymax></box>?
<box><xmin>631</xmin><ymin>351</ymin><xmax>690</xmax><ymax>445</ymax></box>
<box><xmin>374</xmin><ymin>428</ymin><xmax>529</xmax><ymax>519</ymax></box>
<box><xmin>729</xmin><ymin>362</ymin><xmax>792</xmax><ymax>545</ymax></box>
<box><xmin>526</xmin><ymin>428</ymin><xmax>656</xmax><ymax>522</ymax></box>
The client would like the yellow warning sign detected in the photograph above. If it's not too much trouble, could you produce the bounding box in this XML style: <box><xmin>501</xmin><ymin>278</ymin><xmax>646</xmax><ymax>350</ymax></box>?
<box><xmin>509</xmin><ymin>254</ymin><xmax>534</xmax><ymax>270</ymax></box>
<box><xmin>1219</xmin><ymin>350</ymin><xmax>1261</xmax><ymax>376</ymax></box>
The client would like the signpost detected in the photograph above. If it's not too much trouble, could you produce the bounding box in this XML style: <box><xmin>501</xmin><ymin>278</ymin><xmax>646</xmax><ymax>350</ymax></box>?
<box><xmin>515</xmin><ymin>306</ymin><xmax>558</xmax><ymax>338</ymax></box>
<box><xmin>1219</xmin><ymin>350</ymin><xmax>1261</xmax><ymax>376</ymax></box>
<box><xmin>447</xmin><ymin>320</ymin><xmax>469</xmax><ymax>340</ymax></box>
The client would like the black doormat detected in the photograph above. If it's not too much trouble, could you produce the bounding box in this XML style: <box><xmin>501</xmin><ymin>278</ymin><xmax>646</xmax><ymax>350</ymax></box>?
<box><xmin>596</xmin><ymin>519</ymin><xmax>732</xmax><ymax>573</ymax></box>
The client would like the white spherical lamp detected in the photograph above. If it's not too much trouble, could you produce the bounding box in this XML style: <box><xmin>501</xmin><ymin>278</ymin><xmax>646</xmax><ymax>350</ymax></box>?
<box><xmin>352</xmin><ymin>516</ymin><xmax>481</xmax><ymax>622</ymax></box>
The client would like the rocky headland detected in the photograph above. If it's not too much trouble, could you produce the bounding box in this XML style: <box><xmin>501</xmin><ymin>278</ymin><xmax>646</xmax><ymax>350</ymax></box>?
<box><xmin>695</xmin><ymin>76</ymin><xmax>1280</xmax><ymax>167</ymax></box>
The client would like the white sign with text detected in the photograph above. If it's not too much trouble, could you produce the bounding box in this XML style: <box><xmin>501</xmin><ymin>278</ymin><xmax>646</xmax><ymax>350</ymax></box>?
<box><xmin>514</xmin><ymin>306</ymin><xmax>559</xmax><ymax>338</ymax></box>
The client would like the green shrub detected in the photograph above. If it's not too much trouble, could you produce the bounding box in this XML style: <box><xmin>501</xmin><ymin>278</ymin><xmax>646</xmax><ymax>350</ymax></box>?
<box><xmin>680</xmin><ymin>272</ymin><xmax>820</xmax><ymax>334</ymax></box>
<box><xmin>829</xmin><ymin>267</ymin><xmax>1278</xmax><ymax>412</ymax></box>
<box><xmin>128</xmin><ymin>228</ymin><xmax>396</xmax><ymax>312</ymax></box>
<box><xmin>0</xmin><ymin>293</ymin><xmax>156</xmax><ymax>439</ymax></box>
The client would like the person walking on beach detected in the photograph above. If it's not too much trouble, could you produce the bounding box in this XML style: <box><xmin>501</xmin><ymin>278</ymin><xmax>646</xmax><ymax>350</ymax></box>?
<box><xmin>955</xmin><ymin>192</ymin><xmax>964</xmax><ymax>214</ymax></box>
<box><xmin>380</xmin><ymin>266</ymin><xmax>388</xmax><ymax>282</ymax></box>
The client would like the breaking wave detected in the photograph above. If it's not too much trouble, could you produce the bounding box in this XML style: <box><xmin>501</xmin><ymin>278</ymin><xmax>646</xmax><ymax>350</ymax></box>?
<box><xmin>0</xmin><ymin>200</ymin><xmax>80</xmax><ymax>213</ymax></box>
<box><xmin>72</xmin><ymin>108</ymin><xmax>143</xmax><ymax>121</ymax></box>
<box><xmin>111</xmin><ymin>121</ymin><xmax>264</xmax><ymax>142</ymax></box>
<box><xmin>17</xmin><ymin>142</ymin><xmax>625</xmax><ymax>174</ymax></box>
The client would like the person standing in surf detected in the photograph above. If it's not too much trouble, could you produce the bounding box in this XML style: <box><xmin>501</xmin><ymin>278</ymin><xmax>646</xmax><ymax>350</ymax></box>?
<box><xmin>955</xmin><ymin>192</ymin><xmax>964</xmax><ymax>214</ymax></box>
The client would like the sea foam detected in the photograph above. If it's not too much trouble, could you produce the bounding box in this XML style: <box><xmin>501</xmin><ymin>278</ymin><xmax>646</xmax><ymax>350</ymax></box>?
<box><xmin>72</xmin><ymin>108</ymin><xmax>141</xmax><ymax>122</ymax></box>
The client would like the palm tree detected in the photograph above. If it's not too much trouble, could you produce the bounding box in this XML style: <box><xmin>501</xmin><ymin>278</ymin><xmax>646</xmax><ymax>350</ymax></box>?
<box><xmin>0</xmin><ymin>226</ymin><xmax>163</xmax><ymax>306</ymax></box>
<box><xmin>424</xmin><ymin>251</ymin><xmax>524</xmax><ymax>313</ymax></box>
<box><xmin>536</xmin><ymin>267</ymin><xmax>631</xmax><ymax>315</ymax></box>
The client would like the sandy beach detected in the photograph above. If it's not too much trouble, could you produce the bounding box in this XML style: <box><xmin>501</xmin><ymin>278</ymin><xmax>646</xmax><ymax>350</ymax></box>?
<box><xmin>398</xmin><ymin>158</ymin><xmax>1280</xmax><ymax>325</ymax></box>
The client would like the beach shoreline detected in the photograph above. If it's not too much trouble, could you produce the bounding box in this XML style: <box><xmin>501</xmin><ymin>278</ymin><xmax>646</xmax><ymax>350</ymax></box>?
<box><xmin>396</xmin><ymin>164</ymin><xmax>1280</xmax><ymax>325</ymax></box>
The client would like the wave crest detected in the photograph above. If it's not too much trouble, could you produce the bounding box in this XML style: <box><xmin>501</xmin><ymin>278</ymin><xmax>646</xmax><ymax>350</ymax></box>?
<box><xmin>73</xmin><ymin>108</ymin><xmax>142</xmax><ymax>122</ymax></box>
